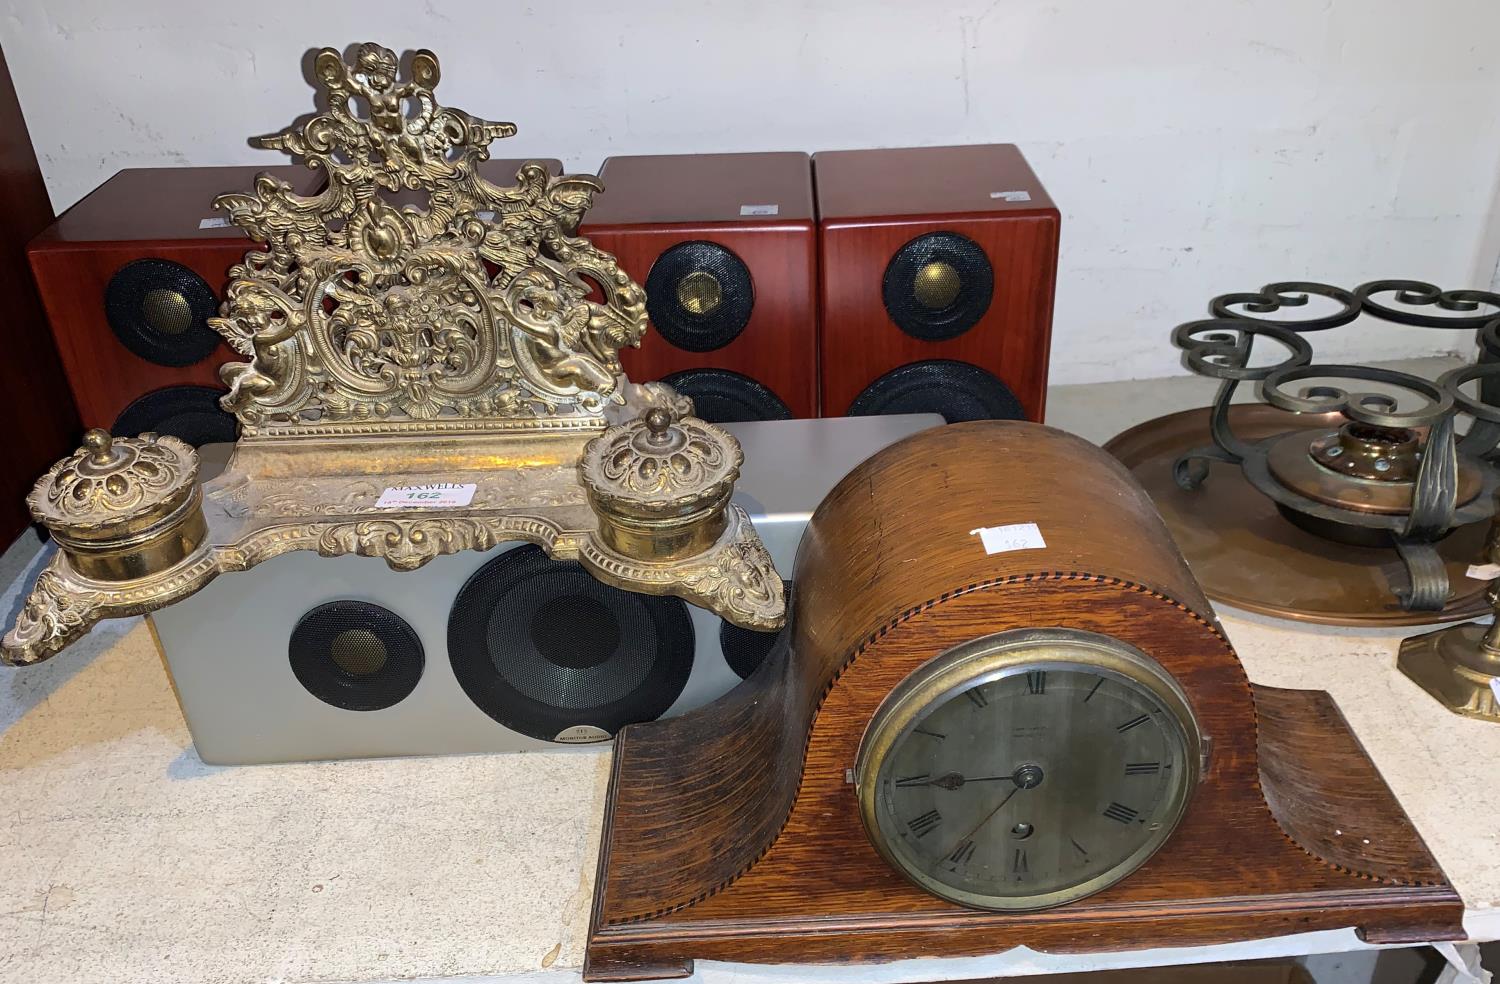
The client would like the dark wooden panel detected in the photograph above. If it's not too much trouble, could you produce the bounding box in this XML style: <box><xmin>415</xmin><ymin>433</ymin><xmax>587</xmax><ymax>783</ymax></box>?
<box><xmin>814</xmin><ymin>145</ymin><xmax>1060</xmax><ymax>421</ymax></box>
<box><xmin>813</xmin><ymin>143</ymin><xmax>1056</xmax><ymax>220</ymax></box>
<box><xmin>586</xmin><ymin>422</ymin><xmax>1461</xmax><ymax>980</ymax></box>
<box><xmin>0</xmin><ymin>45</ymin><xmax>80</xmax><ymax>543</ymax></box>
<box><xmin>592</xmin><ymin>152</ymin><xmax>815</xmax><ymax>224</ymax></box>
<box><xmin>35</xmin><ymin>164</ymin><xmax>320</xmax><ymax>245</ymax></box>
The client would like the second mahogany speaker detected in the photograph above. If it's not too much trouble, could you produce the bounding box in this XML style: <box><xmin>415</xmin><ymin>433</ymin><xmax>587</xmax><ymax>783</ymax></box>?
<box><xmin>29</xmin><ymin>160</ymin><xmax>558</xmax><ymax>445</ymax></box>
<box><xmin>579</xmin><ymin>153</ymin><xmax>819</xmax><ymax>421</ymax></box>
<box><xmin>814</xmin><ymin>144</ymin><xmax>1060</xmax><ymax>422</ymax></box>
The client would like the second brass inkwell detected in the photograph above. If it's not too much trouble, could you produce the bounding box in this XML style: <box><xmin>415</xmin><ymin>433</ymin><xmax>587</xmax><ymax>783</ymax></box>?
<box><xmin>2</xmin><ymin>43</ymin><xmax>784</xmax><ymax>666</ymax></box>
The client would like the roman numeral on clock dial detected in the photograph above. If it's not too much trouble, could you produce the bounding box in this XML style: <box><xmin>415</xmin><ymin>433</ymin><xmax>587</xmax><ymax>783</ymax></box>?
<box><xmin>1026</xmin><ymin>670</ymin><xmax>1046</xmax><ymax>694</ymax></box>
<box><xmin>1125</xmin><ymin>761</ymin><xmax>1161</xmax><ymax>775</ymax></box>
<box><xmin>908</xmin><ymin>810</ymin><xmax>942</xmax><ymax>837</ymax></box>
<box><xmin>947</xmin><ymin>840</ymin><xmax>976</xmax><ymax>866</ymax></box>
<box><xmin>1103</xmin><ymin>802</ymin><xmax>1139</xmax><ymax>824</ymax></box>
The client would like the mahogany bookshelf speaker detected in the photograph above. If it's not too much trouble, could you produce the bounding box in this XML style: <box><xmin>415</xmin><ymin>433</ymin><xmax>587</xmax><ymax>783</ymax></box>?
<box><xmin>578</xmin><ymin>152</ymin><xmax>819</xmax><ymax>422</ymax></box>
<box><xmin>28</xmin><ymin>159</ymin><xmax>558</xmax><ymax>446</ymax></box>
<box><xmin>813</xmin><ymin>144</ymin><xmax>1060</xmax><ymax>422</ymax></box>
<box><xmin>147</xmin><ymin>415</ymin><xmax>938</xmax><ymax>764</ymax></box>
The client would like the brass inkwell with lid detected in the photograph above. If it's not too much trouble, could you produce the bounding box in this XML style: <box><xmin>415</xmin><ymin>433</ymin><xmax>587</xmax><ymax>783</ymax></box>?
<box><xmin>2</xmin><ymin>43</ymin><xmax>784</xmax><ymax>666</ymax></box>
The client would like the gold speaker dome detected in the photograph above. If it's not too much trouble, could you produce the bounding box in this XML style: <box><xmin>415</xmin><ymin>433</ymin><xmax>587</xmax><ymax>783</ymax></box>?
<box><xmin>676</xmin><ymin>270</ymin><xmax>723</xmax><ymax>316</ymax></box>
<box><xmin>330</xmin><ymin>628</ymin><xmax>390</xmax><ymax>676</ymax></box>
<box><xmin>913</xmin><ymin>261</ymin><xmax>962</xmax><ymax>310</ymax></box>
<box><xmin>141</xmin><ymin>288</ymin><xmax>195</xmax><ymax>335</ymax></box>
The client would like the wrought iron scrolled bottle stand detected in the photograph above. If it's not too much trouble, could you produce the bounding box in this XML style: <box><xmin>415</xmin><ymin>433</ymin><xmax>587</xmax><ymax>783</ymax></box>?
<box><xmin>1109</xmin><ymin>279</ymin><xmax>1500</xmax><ymax>624</ymax></box>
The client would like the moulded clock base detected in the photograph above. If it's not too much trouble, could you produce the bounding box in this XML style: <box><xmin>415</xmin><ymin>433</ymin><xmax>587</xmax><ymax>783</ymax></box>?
<box><xmin>583</xmin><ymin>684</ymin><xmax>1462</xmax><ymax>981</ymax></box>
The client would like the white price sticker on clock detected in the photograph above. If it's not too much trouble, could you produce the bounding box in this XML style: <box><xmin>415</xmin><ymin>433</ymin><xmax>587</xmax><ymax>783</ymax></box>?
<box><xmin>970</xmin><ymin>522</ymin><xmax>1046</xmax><ymax>555</ymax></box>
<box><xmin>375</xmin><ymin>483</ymin><xmax>477</xmax><ymax>509</ymax></box>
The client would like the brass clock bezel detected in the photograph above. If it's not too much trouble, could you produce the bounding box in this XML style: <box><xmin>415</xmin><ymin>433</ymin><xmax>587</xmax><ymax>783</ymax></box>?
<box><xmin>854</xmin><ymin>627</ymin><xmax>1205</xmax><ymax>912</ymax></box>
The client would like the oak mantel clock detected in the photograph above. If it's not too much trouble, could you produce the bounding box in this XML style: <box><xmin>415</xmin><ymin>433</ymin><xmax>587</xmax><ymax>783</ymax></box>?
<box><xmin>585</xmin><ymin>421</ymin><xmax>1462</xmax><ymax>981</ymax></box>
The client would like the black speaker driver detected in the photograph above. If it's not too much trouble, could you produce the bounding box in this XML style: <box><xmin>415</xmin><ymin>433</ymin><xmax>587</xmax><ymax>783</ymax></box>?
<box><xmin>289</xmin><ymin>601</ymin><xmax>425</xmax><ymax>712</ymax></box>
<box><xmin>645</xmin><ymin>241</ymin><xmax>755</xmax><ymax>352</ymax></box>
<box><xmin>112</xmin><ymin>386</ymin><xmax>238</xmax><ymax>447</ymax></box>
<box><xmin>882</xmin><ymin>231</ymin><xmax>994</xmax><ymax>341</ymax></box>
<box><xmin>104</xmin><ymin>258</ymin><xmax>223</xmax><ymax>366</ymax></box>
<box><xmin>719</xmin><ymin>580</ymin><xmax>792</xmax><ymax>680</ymax></box>
<box><xmin>848</xmin><ymin>360</ymin><xmax>1025</xmax><ymax>423</ymax></box>
<box><xmin>447</xmin><ymin>545</ymin><xmax>696</xmax><ymax>742</ymax></box>
<box><xmin>661</xmin><ymin>369</ymin><xmax>793</xmax><ymax>423</ymax></box>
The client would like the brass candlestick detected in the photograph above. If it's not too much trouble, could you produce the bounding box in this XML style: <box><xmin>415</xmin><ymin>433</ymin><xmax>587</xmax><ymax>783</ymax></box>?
<box><xmin>1398</xmin><ymin>494</ymin><xmax>1500</xmax><ymax>721</ymax></box>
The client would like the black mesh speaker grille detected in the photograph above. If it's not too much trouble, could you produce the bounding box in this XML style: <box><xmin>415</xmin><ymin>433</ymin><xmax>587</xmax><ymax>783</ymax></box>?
<box><xmin>645</xmin><ymin>241</ymin><xmax>754</xmax><ymax>352</ymax></box>
<box><xmin>662</xmin><ymin>369</ymin><xmax>793</xmax><ymax>423</ymax></box>
<box><xmin>882</xmin><ymin>231</ymin><xmax>994</xmax><ymax>341</ymax></box>
<box><xmin>112</xmin><ymin>386</ymin><xmax>238</xmax><ymax>447</ymax></box>
<box><xmin>848</xmin><ymin>360</ymin><xmax>1025</xmax><ymax>423</ymax></box>
<box><xmin>719</xmin><ymin>580</ymin><xmax>792</xmax><ymax>680</ymax></box>
<box><xmin>289</xmin><ymin>601</ymin><xmax>425</xmax><ymax>711</ymax></box>
<box><xmin>104</xmin><ymin>259</ymin><xmax>223</xmax><ymax>366</ymax></box>
<box><xmin>447</xmin><ymin>545</ymin><xmax>696</xmax><ymax>741</ymax></box>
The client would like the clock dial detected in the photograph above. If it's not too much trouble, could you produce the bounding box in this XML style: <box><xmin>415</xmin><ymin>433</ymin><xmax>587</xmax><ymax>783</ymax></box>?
<box><xmin>856</xmin><ymin>629</ymin><xmax>1201</xmax><ymax>911</ymax></box>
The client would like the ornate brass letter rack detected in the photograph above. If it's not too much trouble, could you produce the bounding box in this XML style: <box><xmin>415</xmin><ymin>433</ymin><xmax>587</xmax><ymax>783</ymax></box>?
<box><xmin>3</xmin><ymin>43</ymin><xmax>784</xmax><ymax>666</ymax></box>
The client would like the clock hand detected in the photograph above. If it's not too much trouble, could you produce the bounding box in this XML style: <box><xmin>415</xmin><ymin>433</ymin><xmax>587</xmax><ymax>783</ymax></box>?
<box><xmin>944</xmin><ymin>783</ymin><xmax>1023</xmax><ymax>855</ymax></box>
<box><xmin>927</xmin><ymin>772</ymin><xmax>1016</xmax><ymax>790</ymax></box>
<box><xmin>940</xmin><ymin>763</ymin><xmax>1044</xmax><ymax>858</ymax></box>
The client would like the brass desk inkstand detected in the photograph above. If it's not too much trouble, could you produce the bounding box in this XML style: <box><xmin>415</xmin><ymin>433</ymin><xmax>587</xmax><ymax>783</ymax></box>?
<box><xmin>2</xmin><ymin>43</ymin><xmax>784</xmax><ymax>666</ymax></box>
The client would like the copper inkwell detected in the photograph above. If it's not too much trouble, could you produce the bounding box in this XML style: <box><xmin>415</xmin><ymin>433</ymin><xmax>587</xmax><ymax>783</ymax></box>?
<box><xmin>1108</xmin><ymin>281</ymin><xmax>1500</xmax><ymax>627</ymax></box>
<box><xmin>1</xmin><ymin>43</ymin><xmax>785</xmax><ymax>666</ymax></box>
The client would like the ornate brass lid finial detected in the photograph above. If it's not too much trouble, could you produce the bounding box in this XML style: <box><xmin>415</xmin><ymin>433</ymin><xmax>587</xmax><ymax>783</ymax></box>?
<box><xmin>644</xmin><ymin>408</ymin><xmax>675</xmax><ymax>446</ymax></box>
<box><xmin>28</xmin><ymin>429</ymin><xmax>205</xmax><ymax>581</ymax></box>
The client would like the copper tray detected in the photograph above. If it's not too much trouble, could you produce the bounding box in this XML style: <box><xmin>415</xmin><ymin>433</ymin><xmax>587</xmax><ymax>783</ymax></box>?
<box><xmin>1105</xmin><ymin>404</ymin><xmax>1489</xmax><ymax>626</ymax></box>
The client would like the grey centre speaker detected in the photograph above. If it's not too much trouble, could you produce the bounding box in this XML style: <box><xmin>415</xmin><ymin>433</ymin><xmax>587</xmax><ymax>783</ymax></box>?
<box><xmin>149</xmin><ymin>414</ymin><xmax>942</xmax><ymax>765</ymax></box>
